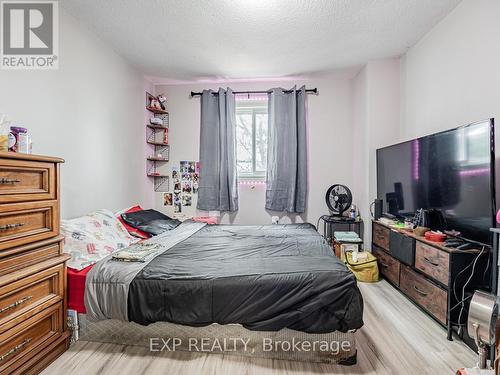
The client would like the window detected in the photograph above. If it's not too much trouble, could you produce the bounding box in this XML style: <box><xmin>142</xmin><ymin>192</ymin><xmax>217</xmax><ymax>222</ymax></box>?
<box><xmin>235</xmin><ymin>100</ymin><xmax>268</xmax><ymax>180</ymax></box>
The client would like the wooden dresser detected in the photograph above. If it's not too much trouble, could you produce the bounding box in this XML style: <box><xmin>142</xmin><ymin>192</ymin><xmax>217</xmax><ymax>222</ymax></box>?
<box><xmin>372</xmin><ymin>220</ymin><xmax>490</xmax><ymax>349</ymax></box>
<box><xmin>0</xmin><ymin>153</ymin><xmax>69</xmax><ymax>374</ymax></box>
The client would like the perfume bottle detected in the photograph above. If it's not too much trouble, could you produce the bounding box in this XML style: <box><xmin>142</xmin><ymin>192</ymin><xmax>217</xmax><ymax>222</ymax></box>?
<box><xmin>349</xmin><ymin>205</ymin><xmax>356</xmax><ymax>219</ymax></box>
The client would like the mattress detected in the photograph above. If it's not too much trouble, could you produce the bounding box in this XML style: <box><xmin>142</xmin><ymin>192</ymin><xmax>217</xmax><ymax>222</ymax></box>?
<box><xmin>85</xmin><ymin>222</ymin><xmax>364</xmax><ymax>333</ymax></box>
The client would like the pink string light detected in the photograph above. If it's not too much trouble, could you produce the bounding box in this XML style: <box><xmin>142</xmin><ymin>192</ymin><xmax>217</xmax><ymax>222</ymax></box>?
<box><xmin>459</xmin><ymin>168</ymin><xmax>490</xmax><ymax>176</ymax></box>
<box><xmin>412</xmin><ymin>139</ymin><xmax>420</xmax><ymax>181</ymax></box>
<box><xmin>238</xmin><ymin>180</ymin><xmax>266</xmax><ymax>185</ymax></box>
<box><xmin>235</xmin><ymin>94</ymin><xmax>268</xmax><ymax>101</ymax></box>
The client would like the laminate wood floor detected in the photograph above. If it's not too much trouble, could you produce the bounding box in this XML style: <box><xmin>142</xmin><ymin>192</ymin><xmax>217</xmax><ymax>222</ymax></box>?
<box><xmin>42</xmin><ymin>280</ymin><xmax>476</xmax><ymax>375</ymax></box>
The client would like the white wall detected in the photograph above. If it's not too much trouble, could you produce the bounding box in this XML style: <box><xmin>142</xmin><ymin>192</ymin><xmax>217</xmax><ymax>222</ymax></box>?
<box><xmin>352</xmin><ymin>59</ymin><xmax>401</xmax><ymax>245</ymax></box>
<box><xmin>351</xmin><ymin>0</ymin><xmax>500</xmax><ymax>245</ymax></box>
<box><xmin>154</xmin><ymin>69</ymin><xmax>360</xmax><ymax>225</ymax></box>
<box><xmin>0</xmin><ymin>9</ymin><xmax>154</xmax><ymax>218</ymax></box>
<box><xmin>351</xmin><ymin>0</ymin><xmax>500</xmax><ymax>243</ymax></box>
<box><xmin>401</xmin><ymin>0</ymin><xmax>500</xmax><ymax>140</ymax></box>
<box><xmin>365</xmin><ymin>59</ymin><xmax>402</xmax><ymax>214</ymax></box>
<box><xmin>351</xmin><ymin>68</ymin><xmax>369</xmax><ymax>243</ymax></box>
<box><xmin>401</xmin><ymin>0</ymin><xmax>500</xmax><ymax>210</ymax></box>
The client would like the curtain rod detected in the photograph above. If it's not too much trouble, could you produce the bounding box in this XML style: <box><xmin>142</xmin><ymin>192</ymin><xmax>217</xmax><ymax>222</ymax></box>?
<box><xmin>190</xmin><ymin>88</ymin><xmax>318</xmax><ymax>97</ymax></box>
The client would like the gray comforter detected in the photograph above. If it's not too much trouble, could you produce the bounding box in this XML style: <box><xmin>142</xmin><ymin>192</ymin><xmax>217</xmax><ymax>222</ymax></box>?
<box><xmin>86</xmin><ymin>222</ymin><xmax>364</xmax><ymax>333</ymax></box>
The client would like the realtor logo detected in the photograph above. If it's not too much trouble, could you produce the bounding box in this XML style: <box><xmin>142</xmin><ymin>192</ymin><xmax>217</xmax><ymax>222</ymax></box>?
<box><xmin>1</xmin><ymin>0</ymin><xmax>59</xmax><ymax>69</ymax></box>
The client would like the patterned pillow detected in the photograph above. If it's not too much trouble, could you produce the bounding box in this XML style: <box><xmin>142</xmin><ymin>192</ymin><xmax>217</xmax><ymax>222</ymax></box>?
<box><xmin>62</xmin><ymin>209</ymin><xmax>138</xmax><ymax>270</ymax></box>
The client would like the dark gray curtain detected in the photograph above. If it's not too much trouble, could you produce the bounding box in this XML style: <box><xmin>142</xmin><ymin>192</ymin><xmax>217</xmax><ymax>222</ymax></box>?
<box><xmin>197</xmin><ymin>88</ymin><xmax>238</xmax><ymax>212</ymax></box>
<box><xmin>265</xmin><ymin>86</ymin><xmax>307</xmax><ymax>213</ymax></box>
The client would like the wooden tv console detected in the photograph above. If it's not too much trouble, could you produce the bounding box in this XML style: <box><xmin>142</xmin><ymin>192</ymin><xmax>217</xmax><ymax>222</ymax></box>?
<box><xmin>371</xmin><ymin>220</ymin><xmax>491</xmax><ymax>343</ymax></box>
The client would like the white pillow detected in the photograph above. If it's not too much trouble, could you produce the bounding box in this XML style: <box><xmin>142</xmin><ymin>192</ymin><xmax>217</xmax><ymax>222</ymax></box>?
<box><xmin>62</xmin><ymin>209</ymin><xmax>138</xmax><ymax>270</ymax></box>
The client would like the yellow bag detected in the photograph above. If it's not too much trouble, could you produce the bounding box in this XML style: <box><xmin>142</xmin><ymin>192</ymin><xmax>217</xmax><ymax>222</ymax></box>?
<box><xmin>343</xmin><ymin>252</ymin><xmax>380</xmax><ymax>283</ymax></box>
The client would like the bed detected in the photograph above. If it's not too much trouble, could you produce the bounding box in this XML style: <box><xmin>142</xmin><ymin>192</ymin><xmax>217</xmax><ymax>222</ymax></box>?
<box><xmin>65</xmin><ymin>216</ymin><xmax>364</xmax><ymax>364</ymax></box>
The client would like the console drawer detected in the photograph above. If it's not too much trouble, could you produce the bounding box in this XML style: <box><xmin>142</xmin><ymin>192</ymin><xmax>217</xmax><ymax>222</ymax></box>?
<box><xmin>415</xmin><ymin>241</ymin><xmax>449</xmax><ymax>286</ymax></box>
<box><xmin>372</xmin><ymin>246</ymin><xmax>400</xmax><ymax>286</ymax></box>
<box><xmin>400</xmin><ymin>265</ymin><xmax>447</xmax><ymax>324</ymax></box>
<box><xmin>0</xmin><ymin>201</ymin><xmax>58</xmax><ymax>251</ymax></box>
<box><xmin>373</xmin><ymin>223</ymin><xmax>390</xmax><ymax>251</ymax></box>
<box><xmin>0</xmin><ymin>159</ymin><xmax>57</xmax><ymax>203</ymax></box>
<box><xmin>0</xmin><ymin>302</ymin><xmax>63</xmax><ymax>374</ymax></box>
<box><xmin>0</xmin><ymin>264</ymin><xmax>64</xmax><ymax>332</ymax></box>
<box><xmin>389</xmin><ymin>230</ymin><xmax>415</xmax><ymax>266</ymax></box>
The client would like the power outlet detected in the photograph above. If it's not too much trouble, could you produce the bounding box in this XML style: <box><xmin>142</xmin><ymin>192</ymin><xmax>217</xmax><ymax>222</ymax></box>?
<box><xmin>209</xmin><ymin>210</ymin><xmax>220</xmax><ymax>217</ymax></box>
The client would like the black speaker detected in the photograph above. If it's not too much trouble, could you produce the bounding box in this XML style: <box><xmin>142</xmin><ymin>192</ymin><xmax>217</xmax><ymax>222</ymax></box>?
<box><xmin>373</xmin><ymin>199</ymin><xmax>383</xmax><ymax>220</ymax></box>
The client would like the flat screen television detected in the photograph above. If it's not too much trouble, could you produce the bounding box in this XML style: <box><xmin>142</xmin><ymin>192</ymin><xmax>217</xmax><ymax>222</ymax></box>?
<box><xmin>376</xmin><ymin>119</ymin><xmax>496</xmax><ymax>245</ymax></box>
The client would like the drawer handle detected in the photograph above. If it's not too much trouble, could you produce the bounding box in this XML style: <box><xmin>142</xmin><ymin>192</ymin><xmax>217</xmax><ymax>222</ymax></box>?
<box><xmin>413</xmin><ymin>285</ymin><xmax>428</xmax><ymax>296</ymax></box>
<box><xmin>0</xmin><ymin>178</ymin><xmax>20</xmax><ymax>184</ymax></box>
<box><xmin>0</xmin><ymin>295</ymin><xmax>33</xmax><ymax>314</ymax></box>
<box><xmin>0</xmin><ymin>223</ymin><xmax>25</xmax><ymax>231</ymax></box>
<box><xmin>0</xmin><ymin>338</ymin><xmax>31</xmax><ymax>362</ymax></box>
<box><xmin>379</xmin><ymin>262</ymin><xmax>389</xmax><ymax>268</ymax></box>
<box><xmin>423</xmin><ymin>257</ymin><xmax>439</xmax><ymax>267</ymax></box>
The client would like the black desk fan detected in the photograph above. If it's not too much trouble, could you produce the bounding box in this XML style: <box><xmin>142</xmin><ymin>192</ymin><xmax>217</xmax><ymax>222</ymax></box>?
<box><xmin>325</xmin><ymin>184</ymin><xmax>353</xmax><ymax>221</ymax></box>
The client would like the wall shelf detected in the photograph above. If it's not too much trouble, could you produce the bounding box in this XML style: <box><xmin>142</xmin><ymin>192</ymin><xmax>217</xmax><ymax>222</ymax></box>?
<box><xmin>147</xmin><ymin>175</ymin><xmax>169</xmax><ymax>191</ymax></box>
<box><xmin>146</xmin><ymin>106</ymin><xmax>168</xmax><ymax>114</ymax></box>
<box><xmin>147</xmin><ymin>173</ymin><xmax>169</xmax><ymax>178</ymax></box>
<box><xmin>147</xmin><ymin>157</ymin><xmax>169</xmax><ymax>162</ymax></box>
<box><xmin>146</xmin><ymin>100</ymin><xmax>170</xmax><ymax>192</ymax></box>
<box><xmin>147</xmin><ymin>124</ymin><xmax>168</xmax><ymax>130</ymax></box>
<box><xmin>147</xmin><ymin>140</ymin><xmax>169</xmax><ymax>147</ymax></box>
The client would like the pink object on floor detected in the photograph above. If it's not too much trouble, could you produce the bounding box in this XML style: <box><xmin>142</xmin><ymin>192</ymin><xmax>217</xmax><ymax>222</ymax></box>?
<box><xmin>193</xmin><ymin>216</ymin><xmax>218</xmax><ymax>225</ymax></box>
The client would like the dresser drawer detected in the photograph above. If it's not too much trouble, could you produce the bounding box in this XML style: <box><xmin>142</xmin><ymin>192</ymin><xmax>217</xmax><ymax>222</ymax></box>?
<box><xmin>0</xmin><ymin>237</ymin><xmax>62</xmax><ymax>277</ymax></box>
<box><xmin>372</xmin><ymin>246</ymin><xmax>400</xmax><ymax>286</ymax></box>
<box><xmin>0</xmin><ymin>159</ymin><xmax>57</xmax><ymax>203</ymax></box>
<box><xmin>0</xmin><ymin>264</ymin><xmax>64</xmax><ymax>332</ymax></box>
<box><xmin>373</xmin><ymin>223</ymin><xmax>390</xmax><ymax>251</ymax></box>
<box><xmin>0</xmin><ymin>201</ymin><xmax>58</xmax><ymax>251</ymax></box>
<box><xmin>414</xmin><ymin>241</ymin><xmax>449</xmax><ymax>286</ymax></box>
<box><xmin>389</xmin><ymin>230</ymin><xmax>415</xmax><ymax>266</ymax></box>
<box><xmin>400</xmin><ymin>265</ymin><xmax>447</xmax><ymax>324</ymax></box>
<box><xmin>0</xmin><ymin>302</ymin><xmax>63</xmax><ymax>374</ymax></box>
<box><xmin>10</xmin><ymin>333</ymin><xmax>69</xmax><ymax>375</ymax></box>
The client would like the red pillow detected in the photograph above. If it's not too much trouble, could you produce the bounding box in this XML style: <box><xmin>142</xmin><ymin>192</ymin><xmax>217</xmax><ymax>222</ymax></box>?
<box><xmin>117</xmin><ymin>205</ymin><xmax>151</xmax><ymax>239</ymax></box>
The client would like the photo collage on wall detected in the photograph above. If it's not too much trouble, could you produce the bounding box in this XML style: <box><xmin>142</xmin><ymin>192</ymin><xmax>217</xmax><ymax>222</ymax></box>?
<box><xmin>163</xmin><ymin>161</ymin><xmax>199</xmax><ymax>213</ymax></box>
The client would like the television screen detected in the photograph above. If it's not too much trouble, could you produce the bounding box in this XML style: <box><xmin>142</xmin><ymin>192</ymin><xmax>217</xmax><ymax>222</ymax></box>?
<box><xmin>376</xmin><ymin>119</ymin><xmax>495</xmax><ymax>245</ymax></box>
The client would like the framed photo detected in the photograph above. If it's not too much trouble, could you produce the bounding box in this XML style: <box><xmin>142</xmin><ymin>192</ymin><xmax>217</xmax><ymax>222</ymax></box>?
<box><xmin>163</xmin><ymin>192</ymin><xmax>173</xmax><ymax>206</ymax></box>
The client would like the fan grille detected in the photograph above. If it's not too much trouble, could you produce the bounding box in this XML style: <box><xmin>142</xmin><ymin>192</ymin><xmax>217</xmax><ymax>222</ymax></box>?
<box><xmin>326</xmin><ymin>184</ymin><xmax>352</xmax><ymax>215</ymax></box>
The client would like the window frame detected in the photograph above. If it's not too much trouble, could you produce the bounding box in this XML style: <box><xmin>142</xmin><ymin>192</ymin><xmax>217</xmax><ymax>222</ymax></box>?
<box><xmin>235</xmin><ymin>100</ymin><xmax>268</xmax><ymax>181</ymax></box>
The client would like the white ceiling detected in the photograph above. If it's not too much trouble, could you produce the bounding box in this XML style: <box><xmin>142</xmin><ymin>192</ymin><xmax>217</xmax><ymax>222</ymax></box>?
<box><xmin>61</xmin><ymin>0</ymin><xmax>461</xmax><ymax>82</ymax></box>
